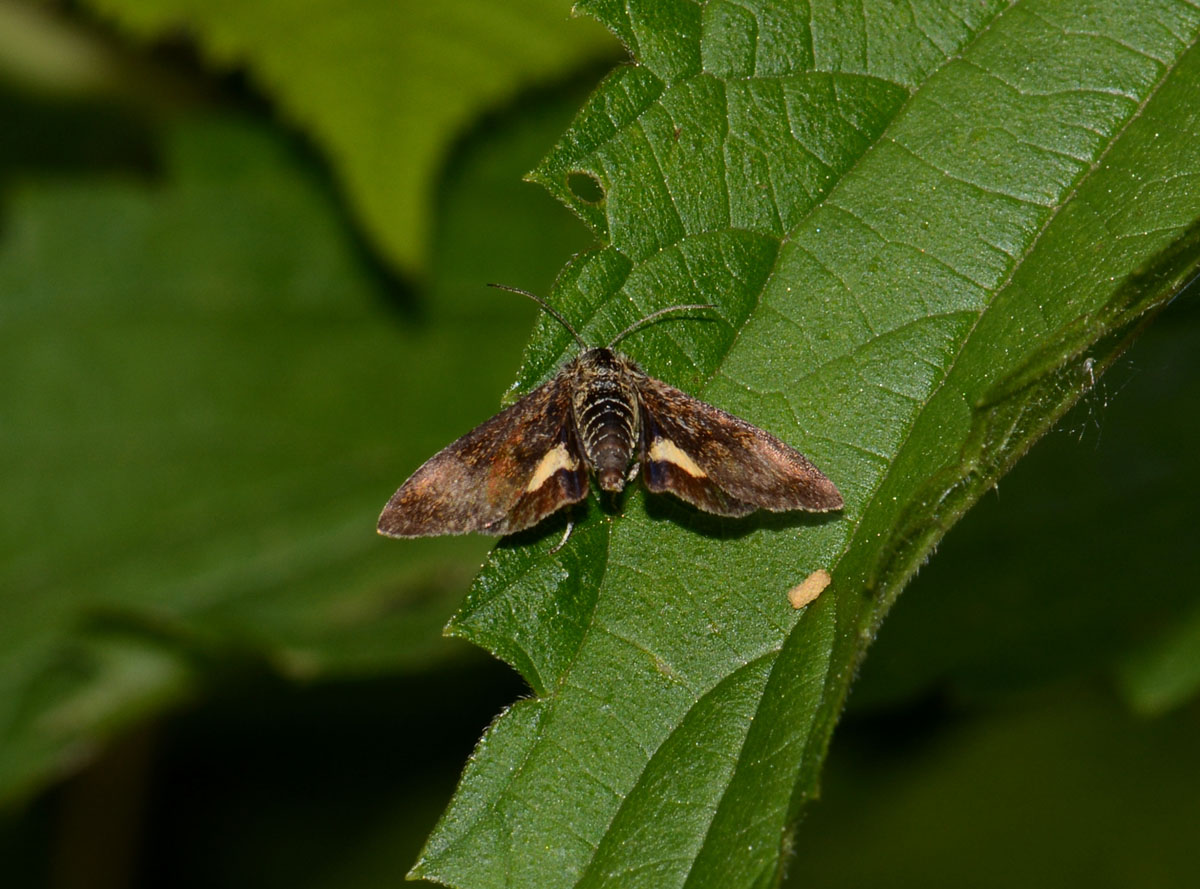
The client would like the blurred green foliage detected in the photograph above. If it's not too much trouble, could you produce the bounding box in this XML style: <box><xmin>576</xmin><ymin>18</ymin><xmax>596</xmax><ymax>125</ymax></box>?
<box><xmin>0</xmin><ymin>1</ymin><xmax>1198</xmax><ymax>888</ymax></box>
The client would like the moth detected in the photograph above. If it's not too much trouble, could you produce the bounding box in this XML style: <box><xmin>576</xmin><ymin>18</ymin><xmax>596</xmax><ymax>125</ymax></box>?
<box><xmin>378</xmin><ymin>286</ymin><xmax>842</xmax><ymax>542</ymax></box>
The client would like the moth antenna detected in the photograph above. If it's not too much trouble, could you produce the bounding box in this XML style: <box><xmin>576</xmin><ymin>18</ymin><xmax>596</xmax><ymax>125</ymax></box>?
<box><xmin>607</xmin><ymin>304</ymin><xmax>718</xmax><ymax>349</ymax></box>
<box><xmin>487</xmin><ymin>283</ymin><xmax>588</xmax><ymax>350</ymax></box>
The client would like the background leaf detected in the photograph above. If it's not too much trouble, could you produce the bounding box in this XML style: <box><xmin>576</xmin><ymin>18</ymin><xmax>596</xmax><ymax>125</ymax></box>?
<box><xmin>0</xmin><ymin>75</ymin><xmax>594</xmax><ymax>807</ymax></box>
<box><xmin>415</xmin><ymin>2</ymin><xmax>1200</xmax><ymax>887</ymax></box>
<box><xmin>78</xmin><ymin>0</ymin><xmax>618</xmax><ymax>273</ymax></box>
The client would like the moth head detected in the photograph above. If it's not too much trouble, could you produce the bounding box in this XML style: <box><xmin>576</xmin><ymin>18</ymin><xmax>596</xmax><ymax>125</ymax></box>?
<box><xmin>569</xmin><ymin>348</ymin><xmax>644</xmax><ymax>397</ymax></box>
<box><xmin>574</xmin><ymin>345</ymin><xmax>627</xmax><ymax>372</ymax></box>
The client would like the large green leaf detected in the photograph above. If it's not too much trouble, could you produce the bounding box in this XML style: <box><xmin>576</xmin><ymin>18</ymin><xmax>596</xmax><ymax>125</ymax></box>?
<box><xmin>414</xmin><ymin>2</ymin><xmax>1200</xmax><ymax>886</ymax></box>
<box><xmin>80</xmin><ymin>0</ymin><xmax>617</xmax><ymax>272</ymax></box>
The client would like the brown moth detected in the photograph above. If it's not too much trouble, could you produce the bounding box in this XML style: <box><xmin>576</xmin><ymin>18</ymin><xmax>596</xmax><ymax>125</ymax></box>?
<box><xmin>378</xmin><ymin>286</ymin><xmax>842</xmax><ymax>541</ymax></box>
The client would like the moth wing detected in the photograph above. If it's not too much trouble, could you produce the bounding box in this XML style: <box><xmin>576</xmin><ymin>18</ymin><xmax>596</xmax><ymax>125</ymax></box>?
<box><xmin>637</xmin><ymin>376</ymin><xmax>843</xmax><ymax>517</ymax></box>
<box><xmin>378</xmin><ymin>373</ymin><xmax>589</xmax><ymax>537</ymax></box>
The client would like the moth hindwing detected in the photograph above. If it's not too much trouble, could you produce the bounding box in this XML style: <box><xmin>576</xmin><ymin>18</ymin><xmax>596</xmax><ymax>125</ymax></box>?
<box><xmin>378</xmin><ymin>290</ymin><xmax>843</xmax><ymax>539</ymax></box>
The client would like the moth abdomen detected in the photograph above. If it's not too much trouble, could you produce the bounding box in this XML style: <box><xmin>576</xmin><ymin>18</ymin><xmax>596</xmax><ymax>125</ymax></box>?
<box><xmin>572</xmin><ymin>348</ymin><xmax>640</xmax><ymax>492</ymax></box>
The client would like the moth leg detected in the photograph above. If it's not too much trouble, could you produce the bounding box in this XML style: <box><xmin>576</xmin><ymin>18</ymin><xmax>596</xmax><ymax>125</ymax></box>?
<box><xmin>549</xmin><ymin>517</ymin><xmax>574</xmax><ymax>554</ymax></box>
<box><xmin>626</xmin><ymin>461</ymin><xmax>641</xmax><ymax>483</ymax></box>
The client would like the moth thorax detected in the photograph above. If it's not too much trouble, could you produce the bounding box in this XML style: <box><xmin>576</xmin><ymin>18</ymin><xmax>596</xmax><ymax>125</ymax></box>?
<box><xmin>574</xmin><ymin>349</ymin><xmax>639</xmax><ymax>492</ymax></box>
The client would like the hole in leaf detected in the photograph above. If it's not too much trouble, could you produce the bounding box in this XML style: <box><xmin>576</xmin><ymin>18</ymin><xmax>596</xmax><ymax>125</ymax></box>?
<box><xmin>567</xmin><ymin>171</ymin><xmax>604</xmax><ymax>204</ymax></box>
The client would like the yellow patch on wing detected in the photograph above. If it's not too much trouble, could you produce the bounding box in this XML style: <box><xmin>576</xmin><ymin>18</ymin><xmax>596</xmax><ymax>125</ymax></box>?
<box><xmin>648</xmin><ymin>438</ymin><xmax>707</xmax><ymax>478</ymax></box>
<box><xmin>525</xmin><ymin>444</ymin><xmax>579</xmax><ymax>493</ymax></box>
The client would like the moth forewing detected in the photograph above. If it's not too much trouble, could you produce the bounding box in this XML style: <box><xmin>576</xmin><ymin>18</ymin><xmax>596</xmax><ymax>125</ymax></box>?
<box><xmin>376</xmin><ymin>371</ymin><xmax>588</xmax><ymax>537</ymax></box>
<box><xmin>635</xmin><ymin>375</ymin><xmax>843</xmax><ymax>515</ymax></box>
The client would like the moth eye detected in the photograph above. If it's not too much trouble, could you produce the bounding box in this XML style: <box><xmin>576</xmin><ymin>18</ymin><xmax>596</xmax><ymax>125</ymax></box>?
<box><xmin>567</xmin><ymin>171</ymin><xmax>605</xmax><ymax>204</ymax></box>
